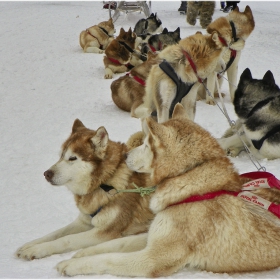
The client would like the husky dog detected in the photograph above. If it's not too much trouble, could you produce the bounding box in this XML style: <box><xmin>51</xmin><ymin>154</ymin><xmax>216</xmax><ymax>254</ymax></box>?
<box><xmin>79</xmin><ymin>18</ymin><xmax>115</xmax><ymax>53</ymax></box>
<box><xmin>218</xmin><ymin>68</ymin><xmax>280</xmax><ymax>160</ymax></box>
<box><xmin>104</xmin><ymin>27</ymin><xmax>143</xmax><ymax>79</ymax></box>
<box><xmin>199</xmin><ymin>6</ymin><xmax>255</xmax><ymax>104</ymax></box>
<box><xmin>56</xmin><ymin>103</ymin><xmax>280</xmax><ymax>277</ymax></box>
<box><xmin>134</xmin><ymin>31</ymin><xmax>225</xmax><ymax>123</ymax></box>
<box><xmin>16</xmin><ymin>119</ymin><xmax>155</xmax><ymax>260</ymax></box>
<box><xmin>141</xmin><ymin>27</ymin><xmax>181</xmax><ymax>54</ymax></box>
<box><xmin>133</xmin><ymin>13</ymin><xmax>163</xmax><ymax>36</ymax></box>
<box><xmin>187</xmin><ymin>1</ymin><xmax>216</xmax><ymax>29</ymax></box>
<box><xmin>111</xmin><ymin>51</ymin><xmax>160</xmax><ymax>117</ymax></box>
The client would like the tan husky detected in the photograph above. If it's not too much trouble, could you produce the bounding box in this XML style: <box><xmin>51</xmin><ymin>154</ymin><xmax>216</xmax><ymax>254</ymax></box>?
<box><xmin>16</xmin><ymin>119</ymin><xmax>154</xmax><ymax>260</ymax></box>
<box><xmin>79</xmin><ymin>18</ymin><xmax>115</xmax><ymax>53</ymax></box>
<box><xmin>111</xmin><ymin>51</ymin><xmax>160</xmax><ymax>117</ymax></box>
<box><xmin>56</xmin><ymin>103</ymin><xmax>280</xmax><ymax>277</ymax></box>
<box><xmin>133</xmin><ymin>31</ymin><xmax>225</xmax><ymax>123</ymax></box>
<box><xmin>103</xmin><ymin>27</ymin><xmax>143</xmax><ymax>79</ymax></box>
<box><xmin>198</xmin><ymin>6</ymin><xmax>255</xmax><ymax>104</ymax></box>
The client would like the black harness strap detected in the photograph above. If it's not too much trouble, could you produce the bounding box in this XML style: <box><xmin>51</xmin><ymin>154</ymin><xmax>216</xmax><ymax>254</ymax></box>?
<box><xmin>247</xmin><ymin>96</ymin><xmax>276</xmax><ymax>118</ymax></box>
<box><xmin>157</xmin><ymin>60</ymin><xmax>194</xmax><ymax>118</ymax></box>
<box><xmin>99</xmin><ymin>26</ymin><xmax>110</xmax><ymax>36</ymax></box>
<box><xmin>89</xmin><ymin>184</ymin><xmax>115</xmax><ymax>218</ymax></box>
<box><xmin>230</xmin><ymin>21</ymin><xmax>239</xmax><ymax>42</ymax></box>
<box><xmin>252</xmin><ymin>124</ymin><xmax>280</xmax><ymax>150</ymax></box>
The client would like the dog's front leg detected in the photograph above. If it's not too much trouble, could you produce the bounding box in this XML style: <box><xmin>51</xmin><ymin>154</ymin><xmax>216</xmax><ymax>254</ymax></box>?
<box><xmin>16</xmin><ymin>214</ymin><xmax>93</xmax><ymax>260</ymax></box>
<box><xmin>73</xmin><ymin>233</ymin><xmax>148</xmax><ymax>258</ymax></box>
<box><xmin>227</xmin><ymin>51</ymin><xmax>241</xmax><ymax>102</ymax></box>
<box><xmin>181</xmin><ymin>82</ymin><xmax>201</xmax><ymax>121</ymax></box>
<box><xmin>157</xmin><ymin>80</ymin><xmax>176</xmax><ymax>123</ymax></box>
<box><xmin>16</xmin><ymin>227</ymin><xmax>114</xmax><ymax>260</ymax></box>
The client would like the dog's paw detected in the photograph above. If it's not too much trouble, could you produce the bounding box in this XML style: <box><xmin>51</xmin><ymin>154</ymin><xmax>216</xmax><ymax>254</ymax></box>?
<box><xmin>56</xmin><ymin>257</ymin><xmax>98</xmax><ymax>276</ymax></box>
<box><xmin>206</xmin><ymin>99</ymin><xmax>216</xmax><ymax>105</ymax></box>
<box><xmin>226</xmin><ymin>147</ymin><xmax>240</xmax><ymax>157</ymax></box>
<box><xmin>104</xmin><ymin>73</ymin><xmax>113</xmax><ymax>79</ymax></box>
<box><xmin>16</xmin><ymin>243</ymin><xmax>51</xmax><ymax>260</ymax></box>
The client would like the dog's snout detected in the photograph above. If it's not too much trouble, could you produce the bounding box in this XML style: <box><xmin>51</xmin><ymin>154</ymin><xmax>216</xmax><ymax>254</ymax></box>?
<box><xmin>44</xmin><ymin>170</ymin><xmax>54</xmax><ymax>182</ymax></box>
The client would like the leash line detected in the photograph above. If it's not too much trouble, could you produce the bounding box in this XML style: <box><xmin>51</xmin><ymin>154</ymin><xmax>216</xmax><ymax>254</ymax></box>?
<box><xmin>201</xmin><ymin>75</ymin><xmax>266</xmax><ymax>172</ymax></box>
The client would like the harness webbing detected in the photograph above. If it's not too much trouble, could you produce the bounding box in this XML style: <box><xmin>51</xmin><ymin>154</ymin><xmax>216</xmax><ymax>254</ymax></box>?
<box><xmin>159</xmin><ymin>60</ymin><xmax>194</xmax><ymax>118</ymax></box>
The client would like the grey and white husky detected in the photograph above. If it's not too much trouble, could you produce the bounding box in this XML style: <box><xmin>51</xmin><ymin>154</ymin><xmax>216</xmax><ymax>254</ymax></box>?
<box><xmin>133</xmin><ymin>13</ymin><xmax>163</xmax><ymax>36</ymax></box>
<box><xmin>141</xmin><ymin>27</ymin><xmax>181</xmax><ymax>54</ymax></box>
<box><xmin>218</xmin><ymin>68</ymin><xmax>280</xmax><ymax>160</ymax></box>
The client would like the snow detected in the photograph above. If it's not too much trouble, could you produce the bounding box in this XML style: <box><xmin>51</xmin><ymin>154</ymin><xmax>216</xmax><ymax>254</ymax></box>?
<box><xmin>1</xmin><ymin>0</ymin><xmax>280</xmax><ymax>278</ymax></box>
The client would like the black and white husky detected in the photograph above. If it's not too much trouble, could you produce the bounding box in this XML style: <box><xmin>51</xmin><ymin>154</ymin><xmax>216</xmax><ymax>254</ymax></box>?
<box><xmin>218</xmin><ymin>68</ymin><xmax>280</xmax><ymax>160</ymax></box>
<box><xmin>133</xmin><ymin>13</ymin><xmax>163</xmax><ymax>36</ymax></box>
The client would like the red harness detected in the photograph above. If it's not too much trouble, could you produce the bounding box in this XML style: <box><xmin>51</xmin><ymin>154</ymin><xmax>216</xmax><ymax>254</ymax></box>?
<box><xmin>181</xmin><ymin>50</ymin><xmax>203</xmax><ymax>83</ymax></box>
<box><xmin>218</xmin><ymin>36</ymin><xmax>237</xmax><ymax>73</ymax></box>
<box><xmin>86</xmin><ymin>29</ymin><xmax>103</xmax><ymax>49</ymax></box>
<box><xmin>169</xmin><ymin>171</ymin><xmax>280</xmax><ymax>219</ymax></box>
<box><xmin>108</xmin><ymin>57</ymin><xmax>133</xmax><ymax>70</ymax></box>
<box><xmin>126</xmin><ymin>72</ymin><xmax>146</xmax><ymax>86</ymax></box>
<box><xmin>149</xmin><ymin>41</ymin><xmax>162</xmax><ymax>53</ymax></box>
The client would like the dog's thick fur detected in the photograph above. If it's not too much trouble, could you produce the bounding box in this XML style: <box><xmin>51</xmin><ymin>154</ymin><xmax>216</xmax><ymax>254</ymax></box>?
<box><xmin>134</xmin><ymin>31</ymin><xmax>225</xmax><ymax>123</ymax></box>
<box><xmin>218</xmin><ymin>68</ymin><xmax>280</xmax><ymax>160</ymax></box>
<box><xmin>79</xmin><ymin>18</ymin><xmax>115</xmax><ymax>53</ymax></box>
<box><xmin>198</xmin><ymin>6</ymin><xmax>255</xmax><ymax>104</ymax></box>
<box><xmin>16</xmin><ymin>119</ymin><xmax>154</xmax><ymax>260</ymax></box>
<box><xmin>111</xmin><ymin>51</ymin><xmax>160</xmax><ymax>116</ymax></box>
<box><xmin>133</xmin><ymin>13</ymin><xmax>163</xmax><ymax>36</ymax></box>
<box><xmin>56</xmin><ymin>104</ymin><xmax>280</xmax><ymax>277</ymax></box>
<box><xmin>187</xmin><ymin>1</ymin><xmax>216</xmax><ymax>29</ymax></box>
<box><xmin>103</xmin><ymin>27</ymin><xmax>143</xmax><ymax>79</ymax></box>
<box><xmin>141</xmin><ymin>27</ymin><xmax>181</xmax><ymax>54</ymax></box>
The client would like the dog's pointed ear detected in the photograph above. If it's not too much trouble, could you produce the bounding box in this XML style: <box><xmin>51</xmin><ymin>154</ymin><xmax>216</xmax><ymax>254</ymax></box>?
<box><xmin>263</xmin><ymin>70</ymin><xmax>275</xmax><ymax>85</ymax></box>
<box><xmin>146</xmin><ymin>117</ymin><xmax>167</xmax><ymax>143</ymax></box>
<box><xmin>233</xmin><ymin>6</ymin><xmax>239</xmax><ymax>12</ymax></box>
<box><xmin>72</xmin><ymin>119</ymin><xmax>85</xmax><ymax>133</ymax></box>
<box><xmin>91</xmin><ymin>126</ymin><xmax>108</xmax><ymax>159</ymax></box>
<box><xmin>108</xmin><ymin>17</ymin><xmax>113</xmax><ymax>24</ymax></box>
<box><xmin>172</xmin><ymin>103</ymin><xmax>190</xmax><ymax>120</ymax></box>
<box><xmin>244</xmin><ymin>5</ymin><xmax>253</xmax><ymax>18</ymax></box>
<box><xmin>119</xmin><ymin>27</ymin><xmax>125</xmax><ymax>36</ymax></box>
<box><xmin>174</xmin><ymin>27</ymin><xmax>180</xmax><ymax>33</ymax></box>
<box><xmin>240</xmin><ymin>68</ymin><xmax>252</xmax><ymax>83</ymax></box>
<box><xmin>128</xmin><ymin>27</ymin><xmax>132</xmax><ymax>34</ymax></box>
<box><xmin>210</xmin><ymin>31</ymin><xmax>222</xmax><ymax>49</ymax></box>
<box><xmin>162</xmin><ymin>27</ymin><xmax>168</xmax><ymax>34</ymax></box>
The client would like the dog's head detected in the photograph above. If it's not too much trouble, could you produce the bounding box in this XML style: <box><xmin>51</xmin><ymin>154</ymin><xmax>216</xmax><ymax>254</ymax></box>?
<box><xmin>207</xmin><ymin>6</ymin><xmax>254</xmax><ymax>45</ymax></box>
<box><xmin>44</xmin><ymin>120</ymin><xmax>114</xmax><ymax>195</ymax></box>
<box><xmin>178</xmin><ymin>31</ymin><xmax>224</xmax><ymax>82</ymax></box>
<box><xmin>126</xmin><ymin>104</ymin><xmax>225</xmax><ymax>184</ymax></box>
<box><xmin>228</xmin><ymin>5</ymin><xmax>255</xmax><ymax>41</ymax></box>
<box><xmin>146</xmin><ymin>12</ymin><xmax>163</xmax><ymax>34</ymax></box>
<box><xmin>98</xmin><ymin>17</ymin><xmax>116</xmax><ymax>36</ymax></box>
<box><xmin>234</xmin><ymin>68</ymin><xmax>280</xmax><ymax>120</ymax></box>
<box><xmin>116</xmin><ymin>27</ymin><xmax>138</xmax><ymax>49</ymax></box>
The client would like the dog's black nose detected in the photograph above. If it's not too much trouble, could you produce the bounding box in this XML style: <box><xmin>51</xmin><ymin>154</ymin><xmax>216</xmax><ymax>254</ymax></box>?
<box><xmin>44</xmin><ymin>170</ymin><xmax>54</xmax><ymax>182</ymax></box>
<box><xmin>123</xmin><ymin>153</ymin><xmax>128</xmax><ymax>160</ymax></box>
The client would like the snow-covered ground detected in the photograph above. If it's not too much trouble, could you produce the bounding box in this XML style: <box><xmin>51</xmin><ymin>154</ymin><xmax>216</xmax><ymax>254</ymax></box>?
<box><xmin>1</xmin><ymin>1</ymin><xmax>280</xmax><ymax>278</ymax></box>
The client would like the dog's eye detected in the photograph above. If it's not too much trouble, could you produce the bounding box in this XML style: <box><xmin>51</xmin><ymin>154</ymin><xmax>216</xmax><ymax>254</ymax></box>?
<box><xmin>69</xmin><ymin>156</ymin><xmax>77</xmax><ymax>161</ymax></box>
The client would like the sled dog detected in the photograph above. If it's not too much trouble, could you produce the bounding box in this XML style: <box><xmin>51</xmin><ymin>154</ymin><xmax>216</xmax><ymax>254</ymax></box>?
<box><xmin>133</xmin><ymin>13</ymin><xmax>163</xmax><ymax>36</ymax></box>
<box><xmin>141</xmin><ymin>27</ymin><xmax>181</xmax><ymax>54</ymax></box>
<box><xmin>56</xmin><ymin>103</ymin><xmax>280</xmax><ymax>277</ymax></box>
<box><xmin>16</xmin><ymin>119</ymin><xmax>154</xmax><ymax>260</ymax></box>
<box><xmin>218</xmin><ymin>68</ymin><xmax>280</xmax><ymax>160</ymax></box>
<box><xmin>103</xmin><ymin>27</ymin><xmax>143</xmax><ymax>79</ymax></box>
<box><xmin>111</xmin><ymin>51</ymin><xmax>160</xmax><ymax>116</ymax></box>
<box><xmin>134</xmin><ymin>31</ymin><xmax>225</xmax><ymax>123</ymax></box>
<box><xmin>79</xmin><ymin>18</ymin><xmax>115</xmax><ymax>53</ymax></box>
<box><xmin>199</xmin><ymin>6</ymin><xmax>255</xmax><ymax>104</ymax></box>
